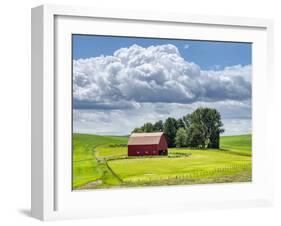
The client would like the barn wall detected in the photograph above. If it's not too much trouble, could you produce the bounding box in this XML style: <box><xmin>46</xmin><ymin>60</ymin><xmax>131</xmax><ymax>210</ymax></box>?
<box><xmin>158</xmin><ymin>135</ymin><xmax>168</xmax><ymax>150</ymax></box>
<box><xmin>128</xmin><ymin>144</ymin><xmax>159</xmax><ymax>156</ymax></box>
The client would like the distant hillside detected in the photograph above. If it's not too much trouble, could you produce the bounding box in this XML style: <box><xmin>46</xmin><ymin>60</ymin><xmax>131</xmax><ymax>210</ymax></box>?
<box><xmin>220</xmin><ymin>134</ymin><xmax>251</xmax><ymax>156</ymax></box>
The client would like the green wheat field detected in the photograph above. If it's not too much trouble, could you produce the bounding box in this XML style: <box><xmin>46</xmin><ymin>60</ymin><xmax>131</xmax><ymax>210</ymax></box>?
<box><xmin>72</xmin><ymin>134</ymin><xmax>252</xmax><ymax>190</ymax></box>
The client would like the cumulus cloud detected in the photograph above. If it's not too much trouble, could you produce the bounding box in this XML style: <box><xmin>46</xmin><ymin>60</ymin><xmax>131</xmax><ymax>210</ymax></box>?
<box><xmin>73</xmin><ymin>44</ymin><xmax>251</xmax><ymax>110</ymax></box>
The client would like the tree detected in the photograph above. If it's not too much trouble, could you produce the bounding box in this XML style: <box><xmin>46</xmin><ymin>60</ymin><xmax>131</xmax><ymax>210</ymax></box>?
<box><xmin>153</xmin><ymin>120</ymin><xmax>164</xmax><ymax>132</ymax></box>
<box><xmin>186</xmin><ymin>108</ymin><xmax>224</xmax><ymax>148</ymax></box>
<box><xmin>142</xmin><ymin>123</ymin><xmax>154</xmax><ymax>132</ymax></box>
<box><xmin>175</xmin><ymin>128</ymin><xmax>188</xmax><ymax>147</ymax></box>
<box><xmin>182</xmin><ymin>115</ymin><xmax>190</xmax><ymax>129</ymax></box>
<box><xmin>176</xmin><ymin>118</ymin><xmax>186</xmax><ymax>129</ymax></box>
<box><xmin>186</xmin><ymin>125</ymin><xmax>205</xmax><ymax>148</ymax></box>
<box><xmin>208</xmin><ymin>130</ymin><xmax>220</xmax><ymax>148</ymax></box>
<box><xmin>164</xmin><ymin>117</ymin><xmax>177</xmax><ymax>147</ymax></box>
<box><xmin>131</xmin><ymin>107</ymin><xmax>224</xmax><ymax>149</ymax></box>
<box><xmin>133</xmin><ymin>127</ymin><xmax>143</xmax><ymax>133</ymax></box>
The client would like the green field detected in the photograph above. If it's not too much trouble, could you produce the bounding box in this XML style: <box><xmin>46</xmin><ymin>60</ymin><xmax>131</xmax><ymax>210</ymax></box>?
<box><xmin>72</xmin><ymin>133</ymin><xmax>252</xmax><ymax>189</ymax></box>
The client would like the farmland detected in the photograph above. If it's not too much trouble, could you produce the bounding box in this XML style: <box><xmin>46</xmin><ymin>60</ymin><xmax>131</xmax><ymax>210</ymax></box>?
<box><xmin>72</xmin><ymin>133</ymin><xmax>252</xmax><ymax>190</ymax></box>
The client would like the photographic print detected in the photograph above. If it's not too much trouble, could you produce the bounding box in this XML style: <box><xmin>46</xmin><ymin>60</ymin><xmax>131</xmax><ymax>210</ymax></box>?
<box><xmin>72</xmin><ymin>35</ymin><xmax>252</xmax><ymax>190</ymax></box>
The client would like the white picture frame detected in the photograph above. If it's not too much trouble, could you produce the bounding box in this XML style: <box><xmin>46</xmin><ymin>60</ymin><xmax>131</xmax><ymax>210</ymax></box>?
<box><xmin>31</xmin><ymin>4</ymin><xmax>274</xmax><ymax>221</ymax></box>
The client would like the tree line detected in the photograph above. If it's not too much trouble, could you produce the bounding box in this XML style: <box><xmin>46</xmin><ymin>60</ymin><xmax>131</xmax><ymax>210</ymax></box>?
<box><xmin>132</xmin><ymin>107</ymin><xmax>224</xmax><ymax>149</ymax></box>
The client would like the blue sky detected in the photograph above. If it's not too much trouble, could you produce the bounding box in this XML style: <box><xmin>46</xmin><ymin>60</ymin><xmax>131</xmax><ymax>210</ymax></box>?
<box><xmin>72</xmin><ymin>35</ymin><xmax>252</xmax><ymax>135</ymax></box>
<box><xmin>73</xmin><ymin>34</ymin><xmax>251</xmax><ymax>70</ymax></box>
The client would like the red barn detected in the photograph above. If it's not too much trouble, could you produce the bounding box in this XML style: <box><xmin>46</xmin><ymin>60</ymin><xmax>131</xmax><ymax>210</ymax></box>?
<box><xmin>128</xmin><ymin>132</ymin><xmax>168</xmax><ymax>156</ymax></box>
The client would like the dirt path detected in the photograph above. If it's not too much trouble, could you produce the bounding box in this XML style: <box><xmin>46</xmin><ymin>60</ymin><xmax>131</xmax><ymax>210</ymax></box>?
<box><xmin>80</xmin><ymin>145</ymin><xmax>123</xmax><ymax>188</ymax></box>
<box><xmin>77</xmin><ymin>180</ymin><xmax>102</xmax><ymax>190</ymax></box>
<box><xmin>105</xmin><ymin>160</ymin><xmax>123</xmax><ymax>182</ymax></box>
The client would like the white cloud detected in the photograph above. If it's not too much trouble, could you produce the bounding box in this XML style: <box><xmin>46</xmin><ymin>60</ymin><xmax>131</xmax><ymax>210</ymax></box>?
<box><xmin>184</xmin><ymin>44</ymin><xmax>190</xmax><ymax>49</ymax></box>
<box><xmin>222</xmin><ymin>118</ymin><xmax>251</xmax><ymax>136</ymax></box>
<box><xmin>73</xmin><ymin>100</ymin><xmax>251</xmax><ymax>135</ymax></box>
<box><xmin>73</xmin><ymin>44</ymin><xmax>252</xmax><ymax>135</ymax></box>
<box><xmin>73</xmin><ymin>44</ymin><xmax>251</xmax><ymax>110</ymax></box>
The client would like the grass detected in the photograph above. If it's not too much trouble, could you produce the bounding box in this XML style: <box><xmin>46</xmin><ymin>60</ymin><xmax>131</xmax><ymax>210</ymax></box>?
<box><xmin>72</xmin><ymin>134</ymin><xmax>127</xmax><ymax>188</ymax></box>
<box><xmin>95</xmin><ymin>146</ymin><xmax>127</xmax><ymax>159</ymax></box>
<box><xmin>72</xmin><ymin>133</ymin><xmax>252</xmax><ymax>189</ymax></box>
<box><xmin>220</xmin><ymin>134</ymin><xmax>252</xmax><ymax>156</ymax></box>
<box><xmin>108</xmin><ymin>149</ymin><xmax>251</xmax><ymax>184</ymax></box>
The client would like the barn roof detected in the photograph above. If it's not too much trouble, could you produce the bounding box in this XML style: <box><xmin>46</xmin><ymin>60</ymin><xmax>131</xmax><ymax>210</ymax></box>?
<box><xmin>128</xmin><ymin>132</ymin><xmax>164</xmax><ymax>145</ymax></box>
